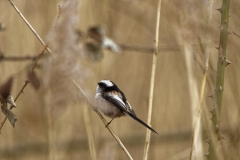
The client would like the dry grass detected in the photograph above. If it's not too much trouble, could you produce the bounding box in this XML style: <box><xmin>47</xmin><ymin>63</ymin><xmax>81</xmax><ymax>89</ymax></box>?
<box><xmin>0</xmin><ymin>0</ymin><xmax>240</xmax><ymax>160</ymax></box>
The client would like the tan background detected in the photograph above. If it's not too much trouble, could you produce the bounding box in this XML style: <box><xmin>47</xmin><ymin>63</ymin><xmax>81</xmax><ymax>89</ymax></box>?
<box><xmin>0</xmin><ymin>0</ymin><xmax>239</xmax><ymax>159</ymax></box>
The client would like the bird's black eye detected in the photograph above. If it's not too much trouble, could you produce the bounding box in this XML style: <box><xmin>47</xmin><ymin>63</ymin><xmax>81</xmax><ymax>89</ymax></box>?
<box><xmin>98</xmin><ymin>82</ymin><xmax>105</xmax><ymax>88</ymax></box>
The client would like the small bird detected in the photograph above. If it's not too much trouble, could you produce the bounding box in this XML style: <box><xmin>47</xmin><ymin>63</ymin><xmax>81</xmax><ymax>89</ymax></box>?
<box><xmin>95</xmin><ymin>80</ymin><xmax>158</xmax><ymax>134</ymax></box>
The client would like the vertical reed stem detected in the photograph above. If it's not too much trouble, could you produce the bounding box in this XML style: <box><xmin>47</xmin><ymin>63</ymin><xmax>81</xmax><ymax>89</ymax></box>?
<box><xmin>82</xmin><ymin>103</ymin><xmax>97</xmax><ymax>160</ymax></box>
<box><xmin>189</xmin><ymin>0</ymin><xmax>213</xmax><ymax>159</ymax></box>
<box><xmin>143</xmin><ymin>0</ymin><xmax>162</xmax><ymax>160</ymax></box>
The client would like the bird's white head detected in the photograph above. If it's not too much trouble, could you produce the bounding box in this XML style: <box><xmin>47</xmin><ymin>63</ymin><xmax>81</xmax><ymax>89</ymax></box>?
<box><xmin>96</xmin><ymin>80</ymin><xmax>114</xmax><ymax>93</ymax></box>
<box><xmin>99</xmin><ymin>80</ymin><xmax>114</xmax><ymax>87</ymax></box>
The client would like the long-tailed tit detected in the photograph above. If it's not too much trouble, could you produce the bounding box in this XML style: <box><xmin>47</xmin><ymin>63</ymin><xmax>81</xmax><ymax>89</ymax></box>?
<box><xmin>95</xmin><ymin>80</ymin><xmax>158</xmax><ymax>134</ymax></box>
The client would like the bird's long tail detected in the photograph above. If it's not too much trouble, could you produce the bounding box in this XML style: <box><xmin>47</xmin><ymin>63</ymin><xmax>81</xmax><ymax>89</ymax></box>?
<box><xmin>125</xmin><ymin>111</ymin><xmax>159</xmax><ymax>134</ymax></box>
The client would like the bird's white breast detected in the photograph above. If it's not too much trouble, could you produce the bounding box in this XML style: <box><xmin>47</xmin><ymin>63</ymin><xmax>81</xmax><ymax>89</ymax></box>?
<box><xmin>95</xmin><ymin>93</ymin><xmax>124</xmax><ymax>118</ymax></box>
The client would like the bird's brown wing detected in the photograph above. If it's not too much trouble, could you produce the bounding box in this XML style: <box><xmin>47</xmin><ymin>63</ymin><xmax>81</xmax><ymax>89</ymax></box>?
<box><xmin>101</xmin><ymin>93</ymin><xmax>159</xmax><ymax>134</ymax></box>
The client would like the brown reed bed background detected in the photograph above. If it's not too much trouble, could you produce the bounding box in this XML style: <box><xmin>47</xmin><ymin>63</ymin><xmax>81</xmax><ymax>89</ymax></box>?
<box><xmin>0</xmin><ymin>0</ymin><xmax>240</xmax><ymax>159</ymax></box>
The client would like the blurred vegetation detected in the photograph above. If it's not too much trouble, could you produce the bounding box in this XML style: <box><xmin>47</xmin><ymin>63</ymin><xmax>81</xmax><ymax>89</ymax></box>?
<box><xmin>0</xmin><ymin>0</ymin><xmax>240</xmax><ymax>160</ymax></box>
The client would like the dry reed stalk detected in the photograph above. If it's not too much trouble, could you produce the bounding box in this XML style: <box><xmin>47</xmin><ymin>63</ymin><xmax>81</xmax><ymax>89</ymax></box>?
<box><xmin>183</xmin><ymin>42</ymin><xmax>203</xmax><ymax>160</ymax></box>
<box><xmin>143</xmin><ymin>0</ymin><xmax>162</xmax><ymax>160</ymax></box>
<box><xmin>48</xmin><ymin>109</ymin><xmax>56</xmax><ymax>160</ymax></box>
<box><xmin>189</xmin><ymin>0</ymin><xmax>213</xmax><ymax>159</ymax></box>
<box><xmin>71</xmin><ymin>79</ymin><xmax>133</xmax><ymax>160</ymax></box>
<box><xmin>82</xmin><ymin>102</ymin><xmax>97</xmax><ymax>160</ymax></box>
<box><xmin>8</xmin><ymin>0</ymin><xmax>52</xmax><ymax>54</ymax></box>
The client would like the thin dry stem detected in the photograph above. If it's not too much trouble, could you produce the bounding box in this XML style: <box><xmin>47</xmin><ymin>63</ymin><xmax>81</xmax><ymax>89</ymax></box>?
<box><xmin>119</xmin><ymin>44</ymin><xmax>180</xmax><ymax>53</ymax></box>
<box><xmin>71</xmin><ymin>78</ymin><xmax>133</xmax><ymax>160</ymax></box>
<box><xmin>82</xmin><ymin>103</ymin><xmax>97</xmax><ymax>160</ymax></box>
<box><xmin>8</xmin><ymin>0</ymin><xmax>52</xmax><ymax>54</ymax></box>
<box><xmin>31</xmin><ymin>46</ymin><xmax>48</xmax><ymax>71</ymax></box>
<box><xmin>0</xmin><ymin>80</ymin><xmax>28</xmax><ymax>133</ymax></box>
<box><xmin>189</xmin><ymin>0</ymin><xmax>213</xmax><ymax>159</ymax></box>
<box><xmin>233</xmin><ymin>31</ymin><xmax>240</xmax><ymax>38</ymax></box>
<box><xmin>48</xmin><ymin>109</ymin><xmax>55</xmax><ymax>160</ymax></box>
<box><xmin>183</xmin><ymin>42</ymin><xmax>203</xmax><ymax>160</ymax></box>
<box><xmin>0</xmin><ymin>55</ymin><xmax>40</xmax><ymax>61</ymax></box>
<box><xmin>0</xmin><ymin>46</ymin><xmax>48</xmax><ymax>133</ymax></box>
<box><xmin>143</xmin><ymin>0</ymin><xmax>162</xmax><ymax>160</ymax></box>
<box><xmin>0</xmin><ymin>0</ymin><xmax>62</xmax><ymax>133</ymax></box>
